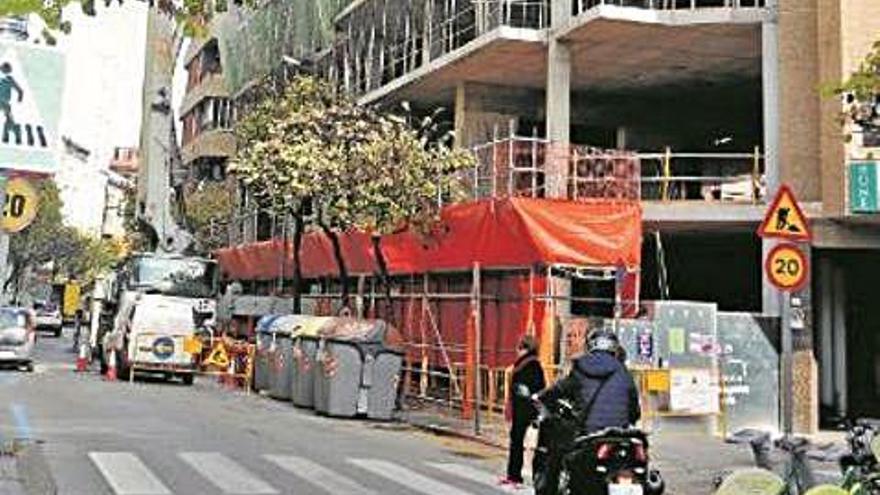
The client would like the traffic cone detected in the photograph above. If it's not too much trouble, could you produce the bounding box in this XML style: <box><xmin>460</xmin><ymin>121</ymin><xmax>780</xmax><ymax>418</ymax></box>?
<box><xmin>105</xmin><ymin>349</ymin><xmax>117</xmax><ymax>381</ymax></box>
<box><xmin>75</xmin><ymin>343</ymin><xmax>89</xmax><ymax>372</ymax></box>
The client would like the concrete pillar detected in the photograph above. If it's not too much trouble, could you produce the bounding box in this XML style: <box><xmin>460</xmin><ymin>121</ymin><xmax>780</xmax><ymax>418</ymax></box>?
<box><xmin>546</xmin><ymin>5</ymin><xmax>572</xmax><ymax>199</ymax></box>
<box><xmin>818</xmin><ymin>256</ymin><xmax>834</xmax><ymax>408</ymax></box>
<box><xmin>615</xmin><ymin>127</ymin><xmax>628</xmax><ymax>151</ymax></box>
<box><xmin>832</xmin><ymin>265</ymin><xmax>847</xmax><ymax>417</ymax></box>
<box><xmin>761</xmin><ymin>5</ymin><xmax>782</xmax><ymax>316</ymax></box>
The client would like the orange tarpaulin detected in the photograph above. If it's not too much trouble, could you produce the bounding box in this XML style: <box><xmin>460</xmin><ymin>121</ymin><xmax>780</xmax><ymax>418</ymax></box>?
<box><xmin>215</xmin><ymin>197</ymin><xmax>641</xmax><ymax>281</ymax></box>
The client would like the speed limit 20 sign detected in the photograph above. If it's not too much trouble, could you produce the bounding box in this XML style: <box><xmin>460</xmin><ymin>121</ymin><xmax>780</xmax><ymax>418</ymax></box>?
<box><xmin>765</xmin><ymin>243</ymin><xmax>809</xmax><ymax>292</ymax></box>
<box><xmin>2</xmin><ymin>178</ymin><xmax>40</xmax><ymax>233</ymax></box>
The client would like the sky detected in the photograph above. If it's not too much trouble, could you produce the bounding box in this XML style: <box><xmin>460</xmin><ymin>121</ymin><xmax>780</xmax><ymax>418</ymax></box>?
<box><xmin>22</xmin><ymin>4</ymin><xmax>193</xmax><ymax>233</ymax></box>
<box><xmin>52</xmin><ymin>2</ymin><xmax>149</xmax><ymax>168</ymax></box>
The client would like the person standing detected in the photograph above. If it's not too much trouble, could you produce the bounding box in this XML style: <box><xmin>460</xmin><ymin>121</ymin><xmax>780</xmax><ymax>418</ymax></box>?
<box><xmin>501</xmin><ymin>335</ymin><xmax>545</xmax><ymax>487</ymax></box>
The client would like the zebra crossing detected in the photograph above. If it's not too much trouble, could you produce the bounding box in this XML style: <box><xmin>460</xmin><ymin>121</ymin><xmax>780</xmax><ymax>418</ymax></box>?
<box><xmin>82</xmin><ymin>451</ymin><xmax>519</xmax><ymax>495</ymax></box>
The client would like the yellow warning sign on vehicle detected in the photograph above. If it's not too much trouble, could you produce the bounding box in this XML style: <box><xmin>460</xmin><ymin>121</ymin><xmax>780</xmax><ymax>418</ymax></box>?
<box><xmin>758</xmin><ymin>185</ymin><xmax>811</xmax><ymax>241</ymax></box>
<box><xmin>765</xmin><ymin>243</ymin><xmax>809</xmax><ymax>291</ymax></box>
<box><xmin>183</xmin><ymin>336</ymin><xmax>203</xmax><ymax>355</ymax></box>
<box><xmin>3</xmin><ymin>178</ymin><xmax>40</xmax><ymax>233</ymax></box>
<box><xmin>204</xmin><ymin>342</ymin><xmax>230</xmax><ymax>368</ymax></box>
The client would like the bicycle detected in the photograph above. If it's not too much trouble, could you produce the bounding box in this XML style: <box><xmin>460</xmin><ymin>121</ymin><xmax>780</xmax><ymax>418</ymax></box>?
<box><xmin>836</xmin><ymin>419</ymin><xmax>880</xmax><ymax>495</ymax></box>
<box><xmin>714</xmin><ymin>429</ymin><xmax>848</xmax><ymax>495</ymax></box>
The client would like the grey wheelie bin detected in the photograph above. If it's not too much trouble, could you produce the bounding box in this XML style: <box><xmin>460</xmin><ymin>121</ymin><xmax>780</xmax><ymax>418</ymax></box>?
<box><xmin>291</xmin><ymin>317</ymin><xmax>332</xmax><ymax>408</ymax></box>
<box><xmin>253</xmin><ymin>315</ymin><xmax>281</xmax><ymax>392</ymax></box>
<box><xmin>266</xmin><ymin>315</ymin><xmax>310</xmax><ymax>401</ymax></box>
<box><xmin>313</xmin><ymin>319</ymin><xmax>404</xmax><ymax>419</ymax></box>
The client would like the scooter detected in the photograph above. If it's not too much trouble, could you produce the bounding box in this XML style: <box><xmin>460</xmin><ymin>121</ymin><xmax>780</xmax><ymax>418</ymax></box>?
<box><xmin>532</xmin><ymin>398</ymin><xmax>664</xmax><ymax>495</ymax></box>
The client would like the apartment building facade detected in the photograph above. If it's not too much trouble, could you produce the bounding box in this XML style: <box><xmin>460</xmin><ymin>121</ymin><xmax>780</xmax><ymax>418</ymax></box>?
<box><xmin>187</xmin><ymin>0</ymin><xmax>880</xmax><ymax>431</ymax></box>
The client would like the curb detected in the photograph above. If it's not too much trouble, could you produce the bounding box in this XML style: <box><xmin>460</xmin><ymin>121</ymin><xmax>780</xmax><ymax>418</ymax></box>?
<box><xmin>402</xmin><ymin>419</ymin><xmax>507</xmax><ymax>450</ymax></box>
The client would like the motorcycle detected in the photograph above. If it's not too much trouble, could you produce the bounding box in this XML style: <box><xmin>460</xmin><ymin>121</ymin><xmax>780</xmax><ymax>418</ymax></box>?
<box><xmin>531</xmin><ymin>398</ymin><xmax>664</xmax><ymax>495</ymax></box>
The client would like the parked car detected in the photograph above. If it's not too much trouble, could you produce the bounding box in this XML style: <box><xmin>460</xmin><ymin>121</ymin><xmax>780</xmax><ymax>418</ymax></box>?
<box><xmin>33</xmin><ymin>301</ymin><xmax>63</xmax><ymax>337</ymax></box>
<box><xmin>0</xmin><ymin>307</ymin><xmax>36</xmax><ymax>372</ymax></box>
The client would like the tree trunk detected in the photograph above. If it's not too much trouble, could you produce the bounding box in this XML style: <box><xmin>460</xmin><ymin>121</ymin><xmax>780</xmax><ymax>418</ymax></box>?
<box><xmin>319</xmin><ymin>222</ymin><xmax>350</xmax><ymax>312</ymax></box>
<box><xmin>291</xmin><ymin>212</ymin><xmax>305</xmax><ymax>314</ymax></box>
<box><xmin>371</xmin><ymin>235</ymin><xmax>393</xmax><ymax>314</ymax></box>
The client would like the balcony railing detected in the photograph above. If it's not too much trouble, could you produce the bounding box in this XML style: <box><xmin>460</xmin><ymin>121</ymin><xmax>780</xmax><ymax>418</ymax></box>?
<box><xmin>467</xmin><ymin>135</ymin><xmax>765</xmax><ymax>203</ymax></box>
<box><xmin>573</xmin><ymin>0</ymin><xmax>766</xmax><ymax>15</ymax></box>
<box><xmin>327</xmin><ymin>0</ymin><xmax>550</xmax><ymax>97</ymax></box>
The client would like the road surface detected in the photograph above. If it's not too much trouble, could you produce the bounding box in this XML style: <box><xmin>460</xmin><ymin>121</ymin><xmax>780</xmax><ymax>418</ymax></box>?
<box><xmin>0</xmin><ymin>329</ymin><xmax>510</xmax><ymax>495</ymax></box>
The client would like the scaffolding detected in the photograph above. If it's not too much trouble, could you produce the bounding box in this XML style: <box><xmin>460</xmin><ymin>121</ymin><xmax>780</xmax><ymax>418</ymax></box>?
<box><xmin>254</xmin><ymin>263</ymin><xmax>626</xmax><ymax>433</ymax></box>
<box><xmin>467</xmin><ymin>133</ymin><xmax>765</xmax><ymax>203</ymax></box>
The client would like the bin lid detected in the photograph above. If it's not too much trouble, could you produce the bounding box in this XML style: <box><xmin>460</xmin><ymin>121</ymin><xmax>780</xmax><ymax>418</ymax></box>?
<box><xmin>296</xmin><ymin>316</ymin><xmax>335</xmax><ymax>338</ymax></box>
<box><xmin>317</xmin><ymin>318</ymin><xmax>404</xmax><ymax>351</ymax></box>
<box><xmin>256</xmin><ymin>315</ymin><xmax>282</xmax><ymax>334</ymax></box>
<box><xmin>256</xmin><ymin>314</ymin><xmax>312</xmax><ymax>336</ymax></box>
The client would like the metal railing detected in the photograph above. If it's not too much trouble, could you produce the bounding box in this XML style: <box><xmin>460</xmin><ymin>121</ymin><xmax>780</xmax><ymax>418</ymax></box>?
<box><xmin>330</xmin><ymin>0</ymin><xmax>550</xmax><ymax>96</ymax></box>
<box><xmin>468</xmin><ymin>135</ymin><xmax>765</xmax><ymax>203</ymax></box>
<box><xmin>573</xmin><ymin>0</ymin><xmax>766</xmax><ymax>15</ymax></box>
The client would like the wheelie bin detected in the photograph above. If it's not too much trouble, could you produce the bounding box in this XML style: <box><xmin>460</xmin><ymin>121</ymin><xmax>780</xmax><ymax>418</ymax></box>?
<box><xmin>313</xmin><ymin>318</ymin><xmax>404</xmax><ymax>419</ymax></box>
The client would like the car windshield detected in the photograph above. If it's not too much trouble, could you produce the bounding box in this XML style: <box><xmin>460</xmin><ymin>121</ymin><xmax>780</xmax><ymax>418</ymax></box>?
<box><xmin>131</xmin><ymin>256</ymin><xmax>216</xmax><ymax>298</ymax></box>
<box><xmin>0</xmin><ymin>310</ymin><xmax>25</xmax><ymax>329</ymax></box>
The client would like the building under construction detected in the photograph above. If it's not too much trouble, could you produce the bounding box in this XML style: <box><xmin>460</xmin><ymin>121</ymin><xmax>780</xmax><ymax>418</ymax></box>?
<box><xmin>183</xmin><ymin>0</ymin><xmax>880</xmax><ymax>432</ymax></box>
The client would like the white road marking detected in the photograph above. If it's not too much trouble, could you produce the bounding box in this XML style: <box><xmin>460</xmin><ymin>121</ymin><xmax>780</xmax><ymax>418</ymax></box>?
<box><xmin>427</xmin><ymin>462</ymin><xmax>509</xmax><ymax>490</ymax></box>
<box><xmin>88</xmin><ymin>452</ymin><xmax>171</xmax><ymax>495</ymax></box>
<box><xmin>349</xmin><ymin>458</ymin><xmax>474</xmax><ymax>495</ymax></box>
<box><xmin>265</xmin><ymin>455</ymin><xmax>377</xmax><ymax>495</ymax></box>
<box><xmin>179</xmin><ymin>452</ymin><xmax>278</xmax><ymax>494</ymax></box>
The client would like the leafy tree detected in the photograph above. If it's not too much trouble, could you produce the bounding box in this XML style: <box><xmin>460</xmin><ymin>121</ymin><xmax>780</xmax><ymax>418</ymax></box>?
<box><xmin>183</xmin><ymin>180</ymin><xmax>235</xmax><ymax>254</ymax></box>
<box><xmin>60</xmin><ymin>233</ymin><xmax>123</xmax><ymax>287</ymax></box>
<box><xmin>6</xmin><ymin>182</ymin><xmax>72</xmax><ymax>296</ymax></box>
<box><xmin>1</xmin><ymin>0</ymin><xmax>243</xmax><ymax>43</ymax></box>
<box><xmin>5</xmin><ymin>182</ymin><xmax>123</xmax><ymax>298</ymax></box>
<box><xmin>826</xmin><ymin>40</ymin><xmax>880</xmax><ymax>144</ymax></box>
<box><xmin>231</xmin><ymin>75</ymin><xmax>474</xmax><ymax>312</ymax></box>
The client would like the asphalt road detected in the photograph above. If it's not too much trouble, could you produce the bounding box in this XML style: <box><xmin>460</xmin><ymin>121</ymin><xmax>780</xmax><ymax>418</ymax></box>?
<box><xmin>0</xmin><ymin>329</ymin><xmax>511</xmax><ymax>495</ymax></box>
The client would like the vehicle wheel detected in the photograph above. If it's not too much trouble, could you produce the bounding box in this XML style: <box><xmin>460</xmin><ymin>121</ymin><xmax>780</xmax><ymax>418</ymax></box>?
<box><xmin>182</xmin><ymin>374</ymin><xmax>194</xmax><ymax>386</ymax></box>
<box><xmin>54</xmin><ymin>327</ymin><xmax>62</xmax><ymax>338</ymax></box>
<box><xmin>24</xmin><ymin>362</ymin><xmax>34</xmax><ymax>372</ymax></box>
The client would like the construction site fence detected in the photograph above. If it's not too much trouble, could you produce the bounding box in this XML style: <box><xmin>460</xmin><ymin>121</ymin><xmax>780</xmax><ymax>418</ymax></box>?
<box><xmin>573</xmin><ymin>0</ymin><xmax>766</xmax><ymax>14</ymax></box>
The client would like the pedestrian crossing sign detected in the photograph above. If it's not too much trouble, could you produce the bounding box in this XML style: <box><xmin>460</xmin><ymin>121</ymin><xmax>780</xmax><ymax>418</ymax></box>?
<box><xmin>0</xmin><ymin>40</ymin><xmax>65</xmax><ymax>175</ymax></box>
<box><xmin>758</xmin><ymin>184</ymin><xmax>812</xmax><ymax>241</ymax></box>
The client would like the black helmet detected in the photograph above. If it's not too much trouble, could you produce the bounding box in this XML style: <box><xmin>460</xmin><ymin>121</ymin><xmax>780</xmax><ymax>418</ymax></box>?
<box><xmin>587</xmin><ymin>328</ymin><xmax>620</xmax><ymax>354</ymax></box>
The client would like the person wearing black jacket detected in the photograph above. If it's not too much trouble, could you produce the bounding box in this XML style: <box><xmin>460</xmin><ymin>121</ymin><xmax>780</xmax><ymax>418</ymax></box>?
<box><xmin>501</xmin><ymin>335</ymin><xmax>545</xmax><ymax>486</ymax></box>
<box><xmin>533</xmin><ymin>328</ymin><xmax>641</xmax><ymax>494</ymax></box>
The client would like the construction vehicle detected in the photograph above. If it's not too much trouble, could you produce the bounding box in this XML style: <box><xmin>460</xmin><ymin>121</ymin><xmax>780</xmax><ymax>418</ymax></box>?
<box><xmin>95</xmin><ymin>252</ymin><xmax>217</xmax><ymax>383</ymax></box>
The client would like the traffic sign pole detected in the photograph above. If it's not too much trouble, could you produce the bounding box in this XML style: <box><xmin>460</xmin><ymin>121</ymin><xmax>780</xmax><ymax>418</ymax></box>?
<box><xmin>781</xmin><ymin>290</ymin><xmax>793</xmax><ymax>434</ymax></box>
<box><xmin>759</xmin><ymin>184</ymin><xmax>812</xmax><ymax>435</ymax></box>
<box><xmin>0</xmin><ymin>173</ymin><xmax>9</xmax><ymax>305</ymax></box>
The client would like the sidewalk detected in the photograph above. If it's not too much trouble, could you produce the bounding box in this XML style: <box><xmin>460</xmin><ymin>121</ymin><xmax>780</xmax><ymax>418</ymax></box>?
<box><xmin>399</xmin><ymin>402</ymin><xmax>840</xmax><ymax>495</ymax></box>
